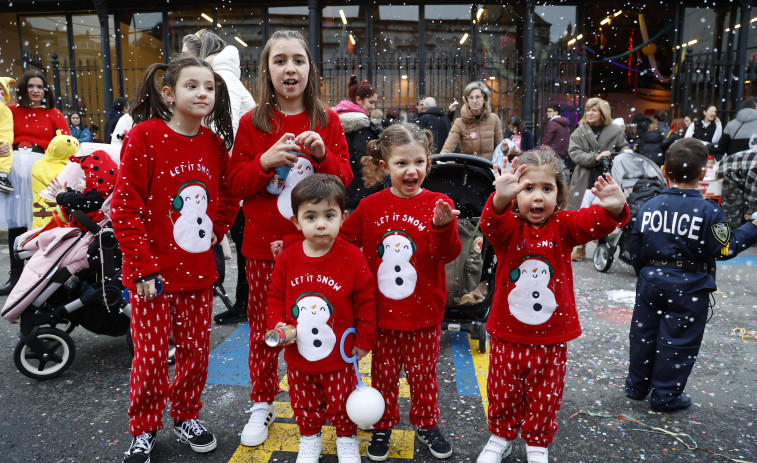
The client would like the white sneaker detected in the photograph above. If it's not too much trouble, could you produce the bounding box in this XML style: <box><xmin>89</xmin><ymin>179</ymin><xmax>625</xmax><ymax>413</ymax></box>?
<box><xmin>336</xmin><ymin>435</ymin><xmax>361</xmax><ymax>462</ymax></box>
<box><xmin>477</xmin><ymin>435</ymin><xmax>513</xmax><ymax>463</ymax></box>
<box><xmin>241</xmin><ymin>402</ymin><xmax>276</xmax><ymax>446</ymax></box>
<box><xmin>526</xmin><ymin>445</ymin><xmax>549</xmax><ymax>463</ymax></box>
<box><xmin>296</xmin><ymin>433</ymin><xmax>322</xmax><ymax>463</ymax></box>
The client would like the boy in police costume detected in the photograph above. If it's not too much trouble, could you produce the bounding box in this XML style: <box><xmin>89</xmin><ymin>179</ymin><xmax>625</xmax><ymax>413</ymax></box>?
<box><xmin>625</xmin><ymin>138</ymin><xmax>757</xmax><ymax>412</ymax></box>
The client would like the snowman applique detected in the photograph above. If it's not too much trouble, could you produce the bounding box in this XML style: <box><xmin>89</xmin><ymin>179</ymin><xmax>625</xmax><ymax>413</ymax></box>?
<box><xmin>507</xmin><ymin>255</ymin><xmax>557</xmax><ymax>325</ymax></box>
<box><xmin>376</xmin><ymin>231</ymin><xmax>417</xmax><ymax>300</ymax></box>
<box><xmin>292</xmin><ymin>292</ymin><xmax>336</xmax><ymax>362</ymax></box>
<box><xmin>170</xmin><ymin>181</ymin><xmax>213</xmax><ymax>253</ymax></box>
<box><xmin>277</xmin><ymin>154</ymin><xmax>314</xmax><ymax>219</ymax></box>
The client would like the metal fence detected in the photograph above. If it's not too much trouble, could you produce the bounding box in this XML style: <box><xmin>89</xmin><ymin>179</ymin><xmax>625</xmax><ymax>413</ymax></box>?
<box><xmin>33</xmin><ymin>48</ymin><xmax>757</xmax><ymax>143</ymax></box>
<box><xmin>674</xmin><ymin>52</ymin><xmax>757</xmax><ymax>121</ymax></box>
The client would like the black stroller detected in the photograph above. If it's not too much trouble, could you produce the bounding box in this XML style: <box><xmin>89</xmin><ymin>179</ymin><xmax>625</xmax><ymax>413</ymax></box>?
<box><xmin>4</xmin><ymin>211</ymin><xmax>132</xmax><ymax>380</ymax></box>
<box><xmin>592</xmin><ymin>151</ymin><xmax>666</xmax><ymax>272</ymax></box>
<box><xmin>424</xmin><ymin>154</ymin><xmax>497</xmax><ymax>353</ymax></box>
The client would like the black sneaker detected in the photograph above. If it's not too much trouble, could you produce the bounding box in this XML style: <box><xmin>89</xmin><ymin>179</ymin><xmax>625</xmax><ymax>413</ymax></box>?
<box><xmin>123</xmin><ymin>431</ymin><xmax>156</xmax><ymax>463</ymax></box>
<box><xmin>174</xmin><ymin>419</ymin><xmax>217</xmax><ymax>453</ymax></box>
<box><xmin>367</xmin><ymin>429</ymin><xmax>392</xmax><ymax>461</ymax></box>
<box><xmin>651</xmin><ymin>392</ymin><xmax>693</xmax><ymax>412</ymax></box>
<box><xmin>214</xmin><ymin>308</ymin><xmax>247</xmax><ymax>324</ymax></box>
<box><xmin>0</xmin><ymin>176</ymin><xmax>14</xmax><ymax>193</ymax></box>
<box><xmin>416</xmin><ymin>426</ymin><xmax>452</xmax><ymax>459</ymax></box>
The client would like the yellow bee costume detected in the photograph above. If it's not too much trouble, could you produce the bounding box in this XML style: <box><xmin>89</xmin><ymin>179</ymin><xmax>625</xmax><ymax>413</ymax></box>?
<box><xmin>31</xmin><ymin>131</ymin><xmax>79</xmax><ymax>228</ymax></box>
<box><xmin>0</xmin><ymin>77</ymin><xmax>15</xmax><ymax>182</ymax></box>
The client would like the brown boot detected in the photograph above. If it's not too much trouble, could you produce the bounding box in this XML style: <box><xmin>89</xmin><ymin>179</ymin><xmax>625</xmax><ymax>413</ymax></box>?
<box><xmin>571</xmin><ymin>245</ymin><xmax>586</xmax><ymax>262</ymax></box>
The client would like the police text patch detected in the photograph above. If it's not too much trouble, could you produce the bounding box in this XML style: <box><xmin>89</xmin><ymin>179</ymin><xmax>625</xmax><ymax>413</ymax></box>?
<box><xmin>711</xmin><ymin>222</ymin><xmax>730</xmax><ymax>245</ymax></box>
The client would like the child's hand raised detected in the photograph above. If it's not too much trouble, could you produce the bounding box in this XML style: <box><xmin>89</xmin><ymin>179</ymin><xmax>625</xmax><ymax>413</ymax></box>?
<box><xmin>48</xmin><ymin>178</ymin><xmax>68</xmax><ymax>197</ymax></box>
<box><xmin>432</xmin><ymin>199</ymin><xmax>461</xmax><ymax>228</ymax></box>
<box><xmin>491</xmin><ymin>158</ymin><xmax>529</xmax><ymax>213</ymax></box>
<box><xmin>260</xmin><ymin>133</ymin><xmax>299</xmax><ymax>173</ymax></box>
<box><xmin>591</xmin><ymin>173</ymin><xmax>626</xmax><ymax>218</ymax></box>
<box><xmin>295</xmin><ymin>131</ymin><xmax>325</xmax><ymax>161</ymax></box>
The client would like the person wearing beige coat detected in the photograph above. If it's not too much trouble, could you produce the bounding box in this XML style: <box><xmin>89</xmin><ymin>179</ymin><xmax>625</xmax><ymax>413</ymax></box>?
<box><xmin>567</xmin><ymin>97</ymin><xmax>632</xmax><ymax>260</ymax></box>
<box><xmin>440</xmin><ymin>81</ymin><xmax>503</xmax><ymax>160</ymax></box>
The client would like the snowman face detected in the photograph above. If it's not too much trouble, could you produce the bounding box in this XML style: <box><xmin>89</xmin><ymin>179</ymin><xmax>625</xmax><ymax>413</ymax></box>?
<box><xmin>172</xmin><ymin>184</ymin><xmax>212</xmax><ymax>253</ymax></box>
<box><xmin>278</xmin><ymin>156</ymin><xmax>314</xmax><ymax>219</ymax></box>
<box><xmin>507</xmin><ymin>258</ymin><xmax>557</xmax><ymax>325</ymax></box>
<box><xmin>294</xmin><ymin>294</ymin><xmax>336</xmax><ymax>362</ymax></box>
<box><xmin>376</xmin><ymin>233</ymin><xmax>417</xmax><ymax>300</ymax></box>
<box><xmin>379</xmin><ymin>234</ymin><xmax>414</xmax><ymax>262</ymax></box>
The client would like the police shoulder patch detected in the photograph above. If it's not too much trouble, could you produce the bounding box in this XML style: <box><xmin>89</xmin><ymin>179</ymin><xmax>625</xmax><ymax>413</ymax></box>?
<box><xmin>711</xmin><ymin>222</ymin><xmax>730</xmax><ymax>245</ymax></box>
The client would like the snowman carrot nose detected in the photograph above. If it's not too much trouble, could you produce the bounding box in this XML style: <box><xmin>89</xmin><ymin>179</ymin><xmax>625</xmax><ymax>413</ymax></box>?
<box><xmin>311</xmin><ymin>305</ymin><xmax>316</xmax><ymax>310</ymax></box>
<box><xmin>532</xmin><ymin>268</ymin><xmax>537</xmax><ymax>273</ymax></box>
<box><xmin>297</xmin><ymin>165</ymin><xmax>303</xmax><ymax>170</ymax></box>
<box><xmin>395</xmin><ymin>243</ymin><xmax>400</xmax><ymax>248</ymax></box>
<box><xmin>195</xmin><ymin>194</ymin><xmax>199</xmax><ymax>199</ymax></box>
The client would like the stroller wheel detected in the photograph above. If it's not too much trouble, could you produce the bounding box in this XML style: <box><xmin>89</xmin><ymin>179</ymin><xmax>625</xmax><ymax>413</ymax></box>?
<box><xmin>14</xmin><ymin>327</ymin><xmax>75</xmax><ymax>380</ymax></box>
<box><xmin>593</xmin><ymin>244</ymin><xmax>614</xmax><ymax>273</ymax></box>
<box><xmin>476</xmin><ymin>323</ymin><xmax>487</xmax><ymax>353</ymax></box>
<box><xmin>48</xmin><ymin>319</ymin><xmax>75</xmax><ymax>334</ymax></box>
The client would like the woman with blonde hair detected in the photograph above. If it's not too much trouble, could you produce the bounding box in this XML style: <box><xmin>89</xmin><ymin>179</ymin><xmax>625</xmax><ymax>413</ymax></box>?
<box><xmin>440</xmin><ymin>81</ymin><xmax>503</xmax><ymax>160</ymax></box>
<box><xmin>566</xmin><ymin>97</ymin><xmax>632</xmax><ymax>261</ymax></box>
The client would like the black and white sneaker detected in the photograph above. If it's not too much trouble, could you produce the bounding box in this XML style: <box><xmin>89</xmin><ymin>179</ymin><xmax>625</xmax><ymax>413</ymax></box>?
<box><xmin>174</xmin><ymin>419</ymin><xmax>217</xmax><ymax>453</ymax></box>
<box><xmin>367</xmin><ymin>429</ymin><xmax>392</xmax><ymax>461</ymax></box>
<box><xmin>0</xmin><ymin>176</ymin><xmax>14</xmax><ymax>193</ymax></box>
<box><xmin>123</xmin><ymin>431</ymin><xmax>156</xmax><ymax>463</ymax></box>
<box><xmin>417</xmin><ymin>426</ymin><xmax>452</xmax><ymax>459</ymax></box>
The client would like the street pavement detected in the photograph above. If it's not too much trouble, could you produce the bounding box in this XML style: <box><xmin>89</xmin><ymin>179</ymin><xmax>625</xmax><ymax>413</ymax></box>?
<box><xmin>0</xmin><ymin>241</ymin><xmax>755</xmax><ymax>463</ymax></box>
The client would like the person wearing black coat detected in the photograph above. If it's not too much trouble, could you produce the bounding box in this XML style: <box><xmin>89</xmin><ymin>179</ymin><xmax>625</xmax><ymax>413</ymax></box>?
<box><xmin>103</xmin><ymin>97</ymin><xmax>128</xmax><ymax>144</ymax></box>
<box><xmin>636</xmin><ymin>121</ymin><xmax>665</xmax><ymax>166</ymax></box>
<box><xmin>417</xmin><ymin>97</ymin><xmax>451</xmax><ymax>154</ymax></box>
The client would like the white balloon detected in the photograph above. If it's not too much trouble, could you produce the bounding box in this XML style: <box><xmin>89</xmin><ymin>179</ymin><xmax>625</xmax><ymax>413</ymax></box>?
<box><xmin>345</xmin><ymin>384</ymin><xmax>385</xmax><ymax>428</ymax></box>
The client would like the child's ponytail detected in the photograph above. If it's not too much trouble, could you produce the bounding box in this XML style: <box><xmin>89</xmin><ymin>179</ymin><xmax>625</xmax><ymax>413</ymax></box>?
<box><xmin>205</xmin><ymin>74</ymin><xmax>233</xmax><ymax>151</ymax></box>
<box><xmin>130</xmin><ymin>62</ymin><xmax>170</xmax><ymax>125</ymax></box>
<box><xmin>361</xmin><ymin>139</ymin><xmax>386</xmax><ymax>188</ymax></box>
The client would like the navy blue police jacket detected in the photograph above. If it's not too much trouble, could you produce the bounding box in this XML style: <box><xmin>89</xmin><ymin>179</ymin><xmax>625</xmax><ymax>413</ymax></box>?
<box><xmin>629</xmin><ymin>187</ymin><xmax>757</xmax><ymax>293</ymax></box>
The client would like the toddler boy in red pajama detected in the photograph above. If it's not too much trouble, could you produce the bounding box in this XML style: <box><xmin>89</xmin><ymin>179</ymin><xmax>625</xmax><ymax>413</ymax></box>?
<box><xmin>267</xmin><ymin>174</ymin><xmax>375</xmax><ymax>462</ymax></box>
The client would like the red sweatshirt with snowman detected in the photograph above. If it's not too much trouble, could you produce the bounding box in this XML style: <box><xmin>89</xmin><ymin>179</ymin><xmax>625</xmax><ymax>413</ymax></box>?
<box><xmin>340</xmin><ymin>188</ymin><xmax>462</xmax><ymax>330</ymax></box>
<box><xmin>480</xmin><ymin>195</ymin><xmax>629</xmax><ymax>344</ymax></box>
<box><xmin>228</xmin><ymin>108</ymin><xmax>352</xmax><ymax>261</ymax></box>
<box><xmin>111</xmin><ymin>118</ymin><xmax>238</xmax><ymax>291</ymax></box>
<box><xmin>267</xmin><ymin>237</ymin><xmax>376</xmax><ymax>374</ymax></box>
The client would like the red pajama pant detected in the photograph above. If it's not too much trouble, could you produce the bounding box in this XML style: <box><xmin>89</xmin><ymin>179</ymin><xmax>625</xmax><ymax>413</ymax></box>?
<box><xmin>487</xmin><ymin>338</ymin><xmax>567</xmax><ymax>447</ymax></box>
<box><xmin>288</xmin><ymin>365</ymin><xmax>358</xmax><ymax>436</ymax></box>
<box><xmin>245</xmin><ymin>258</ymin><xmax>282</xmax><ymax>403</ymax></box>
<box><xmin>372</xmin><ymin>325</ymin><xmax>441</xmax><ymax>430</ymax></box>
<box><xmin>128</xmin><ymin>287</ymin><xmax>213</xmax><ymax>436</ymax></box>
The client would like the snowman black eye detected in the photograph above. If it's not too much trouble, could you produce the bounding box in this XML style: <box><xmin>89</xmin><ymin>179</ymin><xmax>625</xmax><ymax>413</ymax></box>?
<box><xmin>319</xmin><ymin>306</ymin><xmax>327</xmax><ymax>311</ymax></box>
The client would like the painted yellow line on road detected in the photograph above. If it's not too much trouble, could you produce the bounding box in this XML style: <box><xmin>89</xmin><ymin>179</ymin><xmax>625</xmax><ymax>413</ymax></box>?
<box><xmin>470</xmin><ymin>336</ymin><xmax>490</xmax><ymax>416</ymax></box>
<box><xmin>229</xmin><ymin>424</ymin><xmax>415</xmax><ymax>461</ymax></box>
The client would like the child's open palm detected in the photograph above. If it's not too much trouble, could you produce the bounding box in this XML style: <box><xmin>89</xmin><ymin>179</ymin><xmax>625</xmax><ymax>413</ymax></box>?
<box><xmin>591</xmin><ymin>173</ymin><xmax>626</xmax><ymax>217</ymax></box>
<box><xmin>432</xmin><ymin>199</ymin><xmax>460</xmax><ymax>228</ymax></box>
<box><xmin>491</xmin><ymin>158</ymin><xmax>529</xmax><ymax>212</ymax></box>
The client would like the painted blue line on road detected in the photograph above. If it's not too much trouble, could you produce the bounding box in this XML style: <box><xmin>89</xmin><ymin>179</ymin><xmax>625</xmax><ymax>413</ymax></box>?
<box><xmin>206</xmin><ymin>322</ymin><xmax>250</xmax><ymax>386</ymax></box>
<box><xmin>719</xmin><ymin>255</ymin><xmax>756</xmax><ymax>266</ymax></box>
<box><xmin>449</xmin><ymin>331</ymin><xmax>479</xmax><ymax>395</ymax></box>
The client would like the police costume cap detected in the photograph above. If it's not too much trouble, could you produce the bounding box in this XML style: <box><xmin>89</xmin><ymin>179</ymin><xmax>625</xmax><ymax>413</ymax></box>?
<box><xmin>291</xmin><ymin>291</ymin><xmax>333</xmax><ymax>319</ymax></box>
<box><xmin>376</xmin><ymin>230</ymin><xmax>417</xmax><ymax>257</ymax></box>
<box><xmin>509</xmin><ymin>254</ymin><xmax>554</xmax><ymax>283</ymax></box>
<box><xmin>171</xmin><ymin>180</ymin><xmax>208</xmax><ymax>212</ymax></box>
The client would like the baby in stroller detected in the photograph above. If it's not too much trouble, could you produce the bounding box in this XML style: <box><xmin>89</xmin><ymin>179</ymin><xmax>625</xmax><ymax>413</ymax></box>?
<box><xmin>1</xmin><ymin>146</ymin><xmax>130</xmax><ymax>379</ymax></box>
<box><xmin>592</xmin><ymin>151</ymin><xmax>666</xmax><ymax>272</ymax></box>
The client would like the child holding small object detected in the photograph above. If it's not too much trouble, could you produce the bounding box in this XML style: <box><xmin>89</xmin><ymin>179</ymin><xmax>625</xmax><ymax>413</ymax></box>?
<box><xmin>266</xmin><ymin>173</ymin><xmax>375</xmax><ymax>463</ymax></box>
<box><xmin>476</xmin><ymin>148</ymin><xmax>629</xmax><ymax>463</ymax></box>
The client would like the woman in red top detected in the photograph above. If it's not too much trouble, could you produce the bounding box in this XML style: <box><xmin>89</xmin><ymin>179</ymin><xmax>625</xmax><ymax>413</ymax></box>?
<box><xmin>226</xmin><ymin>31</ymin><xmax>351</xmax><ymax>448</ymax></box>
<box><xmin>0</xmin><ymin>70</ymin><xmax>69</xmax><ymax>296</ymax></box>
<box><xmin>340</xmin><ymin>123</ymin><xmax>462</xmax><ymax>461</ymax></box>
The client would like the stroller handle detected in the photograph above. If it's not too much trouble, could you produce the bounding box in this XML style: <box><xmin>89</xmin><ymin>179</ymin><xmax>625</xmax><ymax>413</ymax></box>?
<box><xmin>431</xmin><ymin>153</ymin><xmax>494</xmax><ymax>171</ymax></box>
